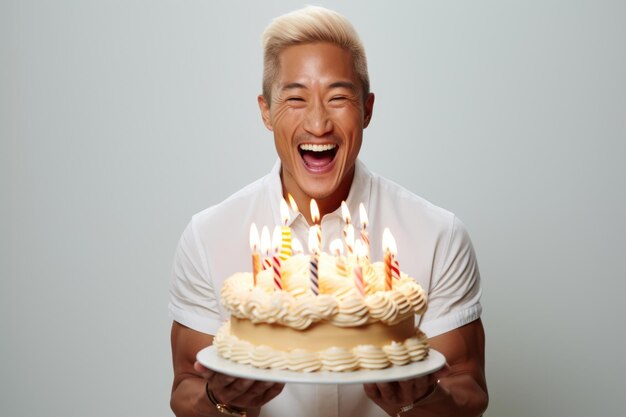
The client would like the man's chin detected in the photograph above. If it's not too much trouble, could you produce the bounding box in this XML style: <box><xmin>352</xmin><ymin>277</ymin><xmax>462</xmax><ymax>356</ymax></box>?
<box><xmin>299</xmin><ymin>179</ymin><xmax>345</xmax><ymax>202</ymax></box>
<box><xmin>296</xmin><ymin>166</ymin><xmax>354</xmax><ymax>203</ymax></box>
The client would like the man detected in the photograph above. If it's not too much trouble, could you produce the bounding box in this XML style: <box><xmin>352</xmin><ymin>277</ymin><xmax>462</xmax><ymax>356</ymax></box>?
<box><xmin>170</xmin><ymin>6</ymin><xmax>488</xmax><ymax>417</ymax></box>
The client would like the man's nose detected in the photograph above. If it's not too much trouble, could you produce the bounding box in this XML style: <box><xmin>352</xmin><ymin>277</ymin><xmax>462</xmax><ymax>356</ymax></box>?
<box><xmin>303</xmin><ymin>101</ymin><xmax>332</xmax><ymax>137</ymax></box>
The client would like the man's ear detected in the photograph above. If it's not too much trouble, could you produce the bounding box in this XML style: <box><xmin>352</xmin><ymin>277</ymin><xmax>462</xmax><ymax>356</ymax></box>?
<box><xmin>363</xmin><ymin>92</ymin><xmax>375</xmax><ymax>128</ymax></box>
<box><xmin>258</xmin><ymin>95</ymin><xmax>273</xmax><ymax>131</ymax></box>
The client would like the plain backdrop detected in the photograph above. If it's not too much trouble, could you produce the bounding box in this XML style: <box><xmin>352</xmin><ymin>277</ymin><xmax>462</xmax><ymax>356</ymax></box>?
<box><xmin>1</xmin><ymin>1</ymin><xmax>625</xmax><ymax>416</ymax></box>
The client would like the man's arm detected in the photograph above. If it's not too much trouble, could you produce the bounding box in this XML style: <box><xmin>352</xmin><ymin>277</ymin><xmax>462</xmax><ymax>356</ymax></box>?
<box><xmin>364</xmin><ymin>318</ymin><xmax>488</xmax><ymax>417</ymax></box>
<box><xmin>170</xmin><ymin>321</ymin><xmax>284</xmax><ymax>417</ymax></box>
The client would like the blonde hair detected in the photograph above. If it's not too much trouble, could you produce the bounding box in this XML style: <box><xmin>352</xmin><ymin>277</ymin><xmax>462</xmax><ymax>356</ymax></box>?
<box><xmin>261</xmin><ymin>6</ymin><xmax>370</xmax><ymax>103</ymax></box>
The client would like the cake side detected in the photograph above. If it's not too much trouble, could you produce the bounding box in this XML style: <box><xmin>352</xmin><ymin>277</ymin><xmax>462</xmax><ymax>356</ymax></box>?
<box><xmin>214</xmin><ymin>253</ymin><xmax>430</xmax><ymax>372</ymax></box>
<box><xmin>214</xmin><ymin>320</ymin><xmax>429</xmax><ymax>372</ymax></box>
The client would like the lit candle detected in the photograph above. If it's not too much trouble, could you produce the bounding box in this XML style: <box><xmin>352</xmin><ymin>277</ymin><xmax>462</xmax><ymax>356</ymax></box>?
<box><xmin>249</xmin><ymin>223</ymin><xmax>261</xmax><ymax>286</ymax></box>
<box><xmin>383</xmin><ymin>228</ymin><xmax>400</xmax><ymax>290</ymax></box>
<box><xmin>272</xmin><ymin>226</ymin><xmax>283</xmax><ymax>290</ymax></box>
<box><xmin>341</xmin><ymin>201</ymin><xmax>351</xmax><ymax>227</ymax></box>
<box><xmin>359</xmin><ymin>203</ymin><xmax>370</xmax><ymax>259</ymax></box>
<box><xmin>261</xmin><ymin>225</ymin><xmax>272</xmax><ymax>270</ymax></box>
<box><xmin>310</xmin><ymin>198</ymin><xmax>322</xmax><ymax>245</ymax></box>
<box><xmin>354</xmin><ymin>239</ymin><xmax>366</xmax><ymax>296</ymax></box>
<box><xmin>388</xmin><ymin>229</ymin><xmax>400</xmax><ymax>281</ymax></box>
<box><xmin>287</xmin><ymin>193</ymin><xmax>299</xmax><ymax>213</ymax></box>
<box><xmin>279</xmin><ymin>198</ymin><xmax>292</xmax><ymax>260</ymax></box>
<box><xmin>344</xmin><ymin>223</ymin><xmax>355</xmax><ymax>257</ymax></box>
<box><xmin>308</xmin><ymin>226</ymin><xmax>320</xmax><ymax>296</ymax></box>
<box><xmin>329</xmin><ymin>238</ymin><xmax>347</xmax><ymax>276</ymax></box>
<box><xmin>292</xmin><ymin>237</ymin><xmax>304</xmax><ymax>255</ymax></box>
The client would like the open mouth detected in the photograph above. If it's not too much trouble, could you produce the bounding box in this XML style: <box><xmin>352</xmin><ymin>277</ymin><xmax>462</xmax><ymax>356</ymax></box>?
<box><xmin>299</xmin><ymin>143</ymin><xmax>338</xmax><ymax>170</ymax></box>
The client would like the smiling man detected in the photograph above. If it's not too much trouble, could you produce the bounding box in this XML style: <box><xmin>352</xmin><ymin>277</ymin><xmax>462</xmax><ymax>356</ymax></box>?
<box><xmin>170</xmin><ymin>6</ymin><xmax>487</xmax><ymax>417</ymax></box>
<box><xmin>258</xmin><ymin>41</ymin><xmax>374</xmax><ymax>221</ymax></box>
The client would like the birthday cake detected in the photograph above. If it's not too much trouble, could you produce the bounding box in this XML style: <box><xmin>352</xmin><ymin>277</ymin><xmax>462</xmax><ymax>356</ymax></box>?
<box><xmin>214</xmin><ymin>244</ymin><xmax>430</xmax><ymax>372</ymax></box>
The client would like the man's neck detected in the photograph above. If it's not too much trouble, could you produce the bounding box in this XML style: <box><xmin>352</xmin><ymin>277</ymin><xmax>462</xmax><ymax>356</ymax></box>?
<box><xmin>281</xmin><ymin>169</ymin><xmax>355</xmax><ymax>225</ymax></box>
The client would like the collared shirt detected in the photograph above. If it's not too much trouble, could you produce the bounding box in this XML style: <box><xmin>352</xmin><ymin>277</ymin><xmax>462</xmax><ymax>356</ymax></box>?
<box><xmin>169</xmin><ymin>160</ymin><xmax>482</xmax><ymax>417</ymax></box>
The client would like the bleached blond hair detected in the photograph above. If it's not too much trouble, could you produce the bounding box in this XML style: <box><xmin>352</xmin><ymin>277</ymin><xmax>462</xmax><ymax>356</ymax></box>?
<box><xmin>261</xmin><ymin>6</ymin><xmax>370</xmax><ymax>103</ymax></box>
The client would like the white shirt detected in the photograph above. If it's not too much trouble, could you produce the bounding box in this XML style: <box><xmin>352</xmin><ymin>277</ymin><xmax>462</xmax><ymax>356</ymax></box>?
<box><xmin>169</xmin><ymin>160</ymin><xmax>482</xmax><ymax>417</ymax></box>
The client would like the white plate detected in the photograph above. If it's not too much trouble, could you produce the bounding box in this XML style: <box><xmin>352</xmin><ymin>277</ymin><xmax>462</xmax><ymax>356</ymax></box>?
<box><xmin>196</xmin><ymin>346</ymin><xmax>445</xmax><ymax>385</ymax></box>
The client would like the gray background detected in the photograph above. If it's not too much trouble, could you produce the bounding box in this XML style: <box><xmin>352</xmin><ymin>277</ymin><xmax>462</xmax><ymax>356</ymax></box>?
<box><xmin>2</xmin><ymin>1</ymin><xmax>624</xmax><ymax>416</ymax></box>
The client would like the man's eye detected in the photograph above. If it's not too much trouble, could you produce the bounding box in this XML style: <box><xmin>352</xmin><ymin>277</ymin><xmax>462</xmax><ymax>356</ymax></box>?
<box><xmin>330</xmin><ymin>96</ymin><xmax>347</xmax><ymax>102</ymax></box>
<box><xmin>287</xmin><ymin>97</ymin><xmax>305</xmax><ymax>102</ymax></box>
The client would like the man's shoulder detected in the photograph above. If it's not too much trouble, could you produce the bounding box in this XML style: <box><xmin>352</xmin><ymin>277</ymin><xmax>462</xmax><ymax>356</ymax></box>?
<box><xmin>370</xmin><ymin>170</ymin><xmax>455</xmax><ymax>225</ymax></box>
<box><xmin>191</xmin><ymin>174</ymin><xmax>273</xmax><ymax>230</ymax></box>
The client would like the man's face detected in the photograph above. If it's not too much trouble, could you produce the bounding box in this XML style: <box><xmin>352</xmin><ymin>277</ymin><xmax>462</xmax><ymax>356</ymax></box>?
<box><xmin>258</xmin><ymin>42</ymin><xmax>374</xmax><ymax>207</ymax></box>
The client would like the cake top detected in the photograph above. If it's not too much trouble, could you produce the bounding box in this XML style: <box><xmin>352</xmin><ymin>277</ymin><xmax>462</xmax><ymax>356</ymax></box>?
<box><xmin>221</xmin><ymin>253</ymin><xmax>427</xmax><ymax>330</ymax></box>
<box><xmin>223</xmin><ymin>198</ymin><xmax>428</xmax><ymax>330</ymax></box>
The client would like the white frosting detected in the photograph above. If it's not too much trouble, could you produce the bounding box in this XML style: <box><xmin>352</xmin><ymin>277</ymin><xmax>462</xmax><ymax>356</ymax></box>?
<box><xmin>286</xmin><ymin>349</ymin><xmax>322</xmax><ymax>372</ymax></box>
<box><xmin>213</xmin><ymin>324</ymin><xmax>429</xmax><ymax>372</ymax></box>
<box><xmin>221</xmin><ymin>254</ymin><xmax>428</xmax><ymax>330</ymax></box>
<box><xmin>215</xmin><ymin>252</ymin><xmax>430</xmax><ymax>372</ymax></box>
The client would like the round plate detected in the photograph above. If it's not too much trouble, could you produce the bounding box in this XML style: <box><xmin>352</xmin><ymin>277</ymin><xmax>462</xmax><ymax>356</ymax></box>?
<box><xmin>196</xmin><ymin>346</ymin><xmax>445</xmax><ymax>385</ymax></box>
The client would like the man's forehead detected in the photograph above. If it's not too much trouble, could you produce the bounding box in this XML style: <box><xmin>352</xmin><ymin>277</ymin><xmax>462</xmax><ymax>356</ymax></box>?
<box><xmin>277</xmin><ymin>80</ymin><xmax>358</xmax><ymax>91</ymax></box>
<box><xmin>274</xmin><ymin>43</ymin><xmax>358</xmax><ymax>90</ymax></box>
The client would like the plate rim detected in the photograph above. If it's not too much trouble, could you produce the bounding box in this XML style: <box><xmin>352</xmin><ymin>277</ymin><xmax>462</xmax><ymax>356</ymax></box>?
<box><xmin>196</xmin><ymin>345</ymin><xmax>445</xmax><ymax>385</ymax></box>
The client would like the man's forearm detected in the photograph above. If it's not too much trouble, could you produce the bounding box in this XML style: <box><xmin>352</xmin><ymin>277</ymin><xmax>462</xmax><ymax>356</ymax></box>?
<box><xmin>171</xmin><ymin>376</ymin><xmax>261</xmax><ymax>417</ymax></box>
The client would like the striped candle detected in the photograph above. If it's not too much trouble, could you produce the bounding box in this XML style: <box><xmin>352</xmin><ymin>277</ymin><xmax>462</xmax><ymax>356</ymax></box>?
<box><xmin>279</xmin><ymin>199</ymin><xmax>292</xmax><ymax>260</ymax></box>
<box><xmin>279</xmin><ymin>226</ymin><xmax>292</xmax><ymax>260</ymax></box>
<box><xmin>386</xmin><ymin>229</ymin><xmax>400</xmax><ymax>281</ymax></box>
<box><xmin>308</xmin><ymin>226</ymin><xmax>320</xmax><ymax>295</ymax></box>
<box><xmin>309</xmin><ymin>253</ymin><xmax>319</xmax><ymax>296</ymax></box>
<box><xmin>249</xmin><ymin>223</ymin><xmax>261</xmax><ymax>286</ymax></box>
<box><xmin>383</xmin><ymin>228</ymin><xmax>394</xmax><ymax>290</ymax></box>
<box><xmin>359</xmin><ymin>203</ymin><xmax>370</xmax><ymax>259</ymax></box>
<box><xmin>344</xmin><ymin>224</ymin><xmax>355</xmax><ymax>258</ymax></box>
<box><xmin>354</xmin><ymin>239</ymin><xmax>366</xmax><ymax>296</ymax></box>
<box><xmin>384</xmin><ymin>249</ymin><xmax>392</xmax><ymax>291</ymax></box>
<box><xmin>261</xmin><ymin>226</ymin><xmax>272</xmax><ymax>270</ymax></box>
<box><xmin>272</xmin><ymin>226</ymin><xmax>283</xmax><ymax>290</ymax></box>
<box><xmin>354</xmin><ymin>264</ymin><xmax>364</xmax><ymax>296</ymax></box>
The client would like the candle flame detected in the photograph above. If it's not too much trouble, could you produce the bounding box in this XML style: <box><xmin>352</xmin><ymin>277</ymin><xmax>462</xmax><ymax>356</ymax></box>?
<box><xmin>280</xmin><ymin>198</ymin><xmax>290</xmax><ymax>225</ymax></box>
<box><xmin>261</xmin><ymin>226</ymin><xmax>271</xmax><ymax>255</ymax></box>
<box><xmin>287</xmin><ymin>193</ymin><xmax>299</xmax><ymax>212</ymax></box>
<box><xmin>308</xmin><ymin>226</ymin><xmax>320</xmax><ymax>254</ymax></box>
<box><xmin>249</xmin><ymin>223</ymin><xmax>260</xmax><ymax>250</ymax></box>
<box><xmin>310</xmin><ymin>199</ymin><xmax>320</xmax><ymax>224</ymax></box>
<box><xmin>359</xmin><ymin>203</ymin><xmax>368</xmax><ymax>228</ymax></box>
<box><xmin>272</xmin><ymin>225</ymin><xmax>282</xmax><ymax>252</ymax></box>
<box><xmin>329</xmin><ymin>238</ymin><xmax>344</xmax><ymax>256</ymax></box>
<box><xmin>382</xmin><ymin>227</ymin><xmax>398</xmax><ymax>255</ymax></box>
<box><xmin>341</xmin><ymin>201</ymin><xmax>351</xmax><ymax>224</ymax></box>
<box><xmin>292</xmin><ymin>237</ymin><xmax>304</xmax><ymax>254</ymax></box>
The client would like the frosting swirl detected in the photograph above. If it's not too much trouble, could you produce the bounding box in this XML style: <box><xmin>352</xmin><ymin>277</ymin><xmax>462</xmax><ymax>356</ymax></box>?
<box><xmin>250</xmin><ymin>345</ymin><xmax>288</xmax><ymax>370</ymax></box>
<box><xmin>287</xmin><ymin>349</ymin><xmax>322</xmax><ymax>372</ymax></box>
<box><xmin>213</xmin><ymin>324</ymin><xmax>430</xmax><ymax>372</ymax></box>
<box><xmin>220</xmin><ymin>254</ymin><xmax>428</xmax><ymax>329</ymax></box>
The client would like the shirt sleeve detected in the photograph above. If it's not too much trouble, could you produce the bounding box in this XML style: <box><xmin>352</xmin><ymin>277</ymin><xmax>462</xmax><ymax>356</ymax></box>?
<box><xmin>420</xmin><ymin>216</ymin><xmax>482</xmax><ymax>337</ymax></box>
<box><xmin>168</xmin><ymin>217</ymin><xmax>223</xmax><ymax>335</ymax></box>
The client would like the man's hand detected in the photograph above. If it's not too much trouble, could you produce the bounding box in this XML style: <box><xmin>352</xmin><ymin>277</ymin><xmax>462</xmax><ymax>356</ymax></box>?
<box><xmin>193</xmin><ymin>362</ymin><xmax>284</xmax><ymax>410</ymax></box>
<box><xmin>363</xmin><ymin>319</ymin><xmax>488</xmax><ymax>417</ymax></box>
<box><xmin>170</xmin><ymin>322</ymin><xmax>284</xmax><ymax>417</ymax></box>
<box><xmin>364</xmin><ymin>372</ymin><xmax>441</xmax><ymax>411</ymax></box>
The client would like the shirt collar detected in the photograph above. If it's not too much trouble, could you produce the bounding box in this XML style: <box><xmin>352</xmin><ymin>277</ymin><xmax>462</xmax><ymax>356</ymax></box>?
<box><xmin>266</xmin><ymin>158</ymin><xmax>373</xmax><ymax>227</ymax></box>
<box><xmin>340</xmin><ymin>159</ymin><xmax>372</xmax><ymax>226</ymax></box>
